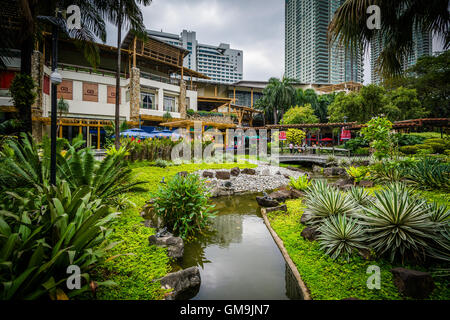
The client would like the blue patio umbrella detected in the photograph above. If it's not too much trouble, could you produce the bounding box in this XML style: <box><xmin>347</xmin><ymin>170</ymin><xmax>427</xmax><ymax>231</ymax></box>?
<box><xmin>158</xmin><ymin>129</ymin><xmax>181</xmax><ymax>139</ymax></box>
<box><xmin>117</xmin><ymin>128</ymin><xmax>153</xmax><ymax>140</ymax></box>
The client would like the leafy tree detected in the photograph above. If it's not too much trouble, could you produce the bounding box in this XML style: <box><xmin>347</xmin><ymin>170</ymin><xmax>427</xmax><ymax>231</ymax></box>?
<box><xmin>402</xmin><ymin>51</ymin><xmax>449</xmax><ymax>118</ymax></box>
<box><xmin>387</xmin><ymin>87</ymin><xmax>428</xmax><ymax>120</ymax></box>
<box><xmin>329</xmin><ymin>0</ymin><xmax>449</xmax><ymax>79</ymax></box>
<box><xmin>281</xmin><ymin>104</ymin><xmax>319</xmax><ymax>124</ymax></box>
<box><xmin>9</xmin><ymin>74</ymin><xmax>36</xmax><ymax>135</ymax></box>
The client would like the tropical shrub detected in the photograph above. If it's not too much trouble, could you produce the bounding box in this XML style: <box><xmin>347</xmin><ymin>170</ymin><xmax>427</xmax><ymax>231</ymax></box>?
<box><xmin>305</xmin><ymin>183</ymin><xmax>356</xmax><ymax>225</ymax></box>
<box><xmin>151</xmin><ymin>174</ymin><xmax>215</xmax><ymax>239</ymax></box>
<box><xmin>361</xmin><ymin>117</ymin><xmax>394</xmax><ymax>160</ymax></box>
<box><xmin>403</xmin><ymin>158</ymin><xmax>450</xmax><ymax>190</ymax></box>
<box><xmin>354</xmin><ymin>147</ymin><xmax>370</xmax><ymax>156</ymax></box>
<box><xmin>343</xmin><ymin>136</ymin><xmax>369</xmax><ymax>153</ymax></box>
<box><xmin>326</xmin><ymin>155</ymin><xmax>338</xmax><ymax>166</ymax></box>
<box><xmin>393</xmin><ymin>134</ymin><xmax>426</xmax><ymax>147</ymax></box>
<box><xmin>154</xmin><ymin>159</ymin><xmax>170</xmax><ymax>168</ymax></box>
<box><xmin>289</xmin><ymin>175</ymin><xmax>311</xmax><ymax>191</ymax></box>
<box><xmin>346</xmin><ymin>166</ymin><xmax>370</xmax><ymax>183</ymax></box>
<box><xmin>317</xmin><ymin>215</ymin><xmax>368</xmax><ymax>261</ymax></box>
<box><xmin>0</xmin><ymin>182</ymin><xmax>118</xmax><ymax>299</ymax></box>
<box><xmin>399</xmin><ymin>145</ymin><xmax>420</xmax><ymax>155</ymax></box>
<box><xmin>358</xmin><ymin>184</ymin><xmax>437</xmax><ymax>262</ymax></box>
<box><xmin>368</xmin><ymin>161</ymin><xmax>405</xmax><ymax>184</ymax></box>
<box><xmin>286</xmin><ymin>129</ymin><xmax>306</xmax><ymax>145</ymax></box>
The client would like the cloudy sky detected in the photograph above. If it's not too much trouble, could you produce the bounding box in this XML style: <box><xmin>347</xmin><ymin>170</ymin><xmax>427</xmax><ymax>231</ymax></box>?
<box><xmin>104</xmin><ymin>0</ymin><xmax>442</xmax><ymax>85</ymax></box>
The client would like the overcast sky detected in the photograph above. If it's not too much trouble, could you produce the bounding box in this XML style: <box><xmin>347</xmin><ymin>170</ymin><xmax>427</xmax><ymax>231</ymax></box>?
<box><xmin>104</xmin><ymin>0</ymin><xmax>443</xmax><ymax>85</ymax></box>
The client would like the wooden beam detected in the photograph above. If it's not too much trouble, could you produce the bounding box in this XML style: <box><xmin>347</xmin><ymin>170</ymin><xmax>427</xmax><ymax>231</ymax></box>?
<box><xmin>251</xmin><ymin>88</ymin><xmax>254</xmax><ymax>107</ymax></box>
<box><xmin>97</xmin><ymin>121</ymin><xmax>101</xmax><ymax>150</ymax></box>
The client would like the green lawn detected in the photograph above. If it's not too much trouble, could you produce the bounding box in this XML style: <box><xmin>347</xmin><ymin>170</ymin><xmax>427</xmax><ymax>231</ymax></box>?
<box><xmin>95</xmin><ymin>161</ymin><xmax>257</xmax><ymax>300</ymax></box>
<box><xmin>267</xmin><ymin>198</ymin><xmax>450</xmax><ymax>300</ymax></box>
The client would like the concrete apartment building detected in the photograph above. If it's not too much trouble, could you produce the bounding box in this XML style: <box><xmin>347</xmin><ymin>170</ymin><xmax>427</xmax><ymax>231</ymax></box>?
<box><xmin>285</xmin><ymin>0</ymin><xmax>364</xmax><ymax>85</ymax></box>
<box><xmin>148</xmin><ymin>29</ymin><xmax>243</xmax><ymax>84</ymax></box>
<box><xmin>371</xmin><ymin>29</ymin><xmax>432</xmax><ymax>84</ymax></box>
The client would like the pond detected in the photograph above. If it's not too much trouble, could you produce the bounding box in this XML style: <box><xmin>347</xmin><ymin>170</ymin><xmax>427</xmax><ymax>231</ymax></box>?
<box><xmin>173</xmin><ymin>193</ymin><xmax>304</xmax><ymax>300</ymax></box>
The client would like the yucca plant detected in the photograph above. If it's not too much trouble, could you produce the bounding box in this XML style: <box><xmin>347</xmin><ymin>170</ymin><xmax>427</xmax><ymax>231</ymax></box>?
<box><xmin>427</xmin><ymin>202</ymin><xmax>450</xmax><ymax>223</ymax></box>
<box><xmin>349</xmin><ymin>187</ymin><xmax>372</xmax><ymax>207</ymax></box>
<box><xmin>358</xmin><ymin>186</ymin><xmax>437</xmax><ymax>262</ymax></box>
<box><xmin>317</xmin><ymin>214</ymin><xmax>369</xmax><ymax>261</ymax></box>
<box><xmin>305</xmin><ymin>183</ymin><xmax>357</xmax><ymax>225</ymax></box>
<box><xmin>289</xmin><ymin>175</ymin><xmax>311</xmax><ymax>191</ymax></box>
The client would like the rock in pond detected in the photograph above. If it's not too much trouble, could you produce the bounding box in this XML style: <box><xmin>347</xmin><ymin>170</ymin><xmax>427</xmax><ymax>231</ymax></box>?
<box><xmin>265</xmin><ymin>204</ymin><xmax>288</xmax><ymax>213</ymax></box>
<box><xmin>230</xmin><ymin>167</ymin><xmax>241</xmax><ymax>176</ymax></box>
<box><xmin>256</xmin><ymin>196</ymin><xmax>279</xmax><ymax>208</ymax></box>
<box><xmin>149</xmin><ymin>232</ymin><xmax>184</xmax><ymax>259</ymax></box>
<box><xmin>391</xmin><ymin>267</ymin><xmax>435</xmax><ymax>299</ymax></box>
<box><xmin>156</xmin><ymin>266</ymin><xmax>201</xmax><ymax>300</ymax></box>
<box><xmin>323</xmin><ymin>167</ymin><xmax>347</xmax><ymax>177</ymax></box>
<box><xmin>290</xmin><ymin>189</ymin><xmax>305</xmax><ymax>199</ymax></box>
<box><xmin>301</xmin><ymin>226</ymin><xmax>318</xmax><ymax>241</ymax></box>
<box><xmin>268</xmin><ymin>189</ymin><xmax>292</xmax><ymax>202</ymax></box>
<box><xmin>242</xmin><ymin>168</ymin><xmax>256</xmax><ymax>175</ymax></box>
<box><xmin>215</xmin><ymin>171</ymin><xmax>231</xmax><ymax>180</ymax></box>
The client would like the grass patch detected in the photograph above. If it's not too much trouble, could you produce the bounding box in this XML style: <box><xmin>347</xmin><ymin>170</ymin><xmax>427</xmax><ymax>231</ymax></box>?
<box><xmin>95</xmin><ymin>161</ymin><xmax>257</xmax><ymax>300</ymax></box>
<box><xmin>267</xmin><ymin>198</ymin><xmax>450</xmax><ymax>300</ymax></box>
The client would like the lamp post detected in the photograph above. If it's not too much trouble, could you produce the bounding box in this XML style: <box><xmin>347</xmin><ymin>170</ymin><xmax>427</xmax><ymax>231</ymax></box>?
<box><xmin>49</xmin><ymin>12</ymin><xmax>63</xmax><ymax>185</ymax></box>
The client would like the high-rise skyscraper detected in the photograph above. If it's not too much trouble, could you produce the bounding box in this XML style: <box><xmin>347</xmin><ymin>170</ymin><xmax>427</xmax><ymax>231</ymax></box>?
<box><xmin>285</xmin><ymin>0</ymin><xmax>364</xmax><ymax>85</ymax></box>
<box><xmin>148</xmin><ymin>29</ymin><xmax>243</xmax><ymax>84</ymax></box>
<box><xmin>370</xmin><ymin>29</ymin><xmax>432</xmax><ymax>84</ymax></box>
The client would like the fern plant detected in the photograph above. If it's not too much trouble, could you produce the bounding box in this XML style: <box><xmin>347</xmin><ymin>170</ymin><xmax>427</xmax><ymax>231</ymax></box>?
<box><xmin>289</xmin><ymin>175</ymin><xmax>311</xmax><ymax>191</ymax></box>
<box><xmin>317</xmin><ymin>214</ymin><xmax>369</xmax><ymax>261</ymax></box>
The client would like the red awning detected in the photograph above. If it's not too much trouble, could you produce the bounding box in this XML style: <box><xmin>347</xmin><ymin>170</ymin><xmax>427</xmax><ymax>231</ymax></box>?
<box><xmin>320</xmin><ymin>138</ymin><xmax>333</xmax><ymax>141</ymax></box>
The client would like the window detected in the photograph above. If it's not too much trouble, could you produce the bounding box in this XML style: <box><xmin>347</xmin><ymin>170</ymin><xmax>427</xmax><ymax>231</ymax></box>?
<box><xmin>163</xmin><ymin>95</ymin><xmax>176</xmax><ymax>112</ymax></box>
<box><xmin>141</xmin><ymin>92</ymin><xmax>156</xmax><ymax>110</ymax></box>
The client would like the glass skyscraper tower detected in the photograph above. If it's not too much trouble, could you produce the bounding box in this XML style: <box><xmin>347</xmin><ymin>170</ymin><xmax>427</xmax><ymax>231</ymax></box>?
<box><xmin>285</xmin><ymin>0</ymin><xmax>364</xmax><ymax>85</ymax></box>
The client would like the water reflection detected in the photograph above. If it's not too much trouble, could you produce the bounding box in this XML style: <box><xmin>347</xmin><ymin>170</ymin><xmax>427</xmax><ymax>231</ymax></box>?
<box><xmin>175</xmin><ymin>193</ymin><xmax>303</xmax><ymax>300</ymax></box>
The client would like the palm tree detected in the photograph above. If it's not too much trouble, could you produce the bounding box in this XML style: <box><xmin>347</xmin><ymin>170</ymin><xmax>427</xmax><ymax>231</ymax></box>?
<box><xmin>263</xmin><ymin>77</ymin><xmax>296</xmax><ymax>124</ymax></box>
<box><xmin>329</xmin><ymin>0</ymin><xmax>450</xmax><ymax>79</ymax></box>
<box><xmin>104</xmin><ymin>0</ymin><xmax>152</xmax><ymax>150</ymax></box>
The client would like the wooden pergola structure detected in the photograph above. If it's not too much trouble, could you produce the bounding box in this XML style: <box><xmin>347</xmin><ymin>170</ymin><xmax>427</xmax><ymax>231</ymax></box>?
<box><xmin>316</xmin><ymin>81</ymin><xmax>362</xmax><ymax>94</ymax></box>
<box><xmin>121</xmin><ymin>32</ymin><xmax>210</xmax><ymax>84</ymax></box>
<box><xmin>230</xmin><ymin>104</ymin><xmax>263</xmax><ymax>126</ymax></box>
<box><xmin>348</xmin><ymin>118</ymin><xmax>450</xmax><ymax>136</ymax></box>
<box><xmin>159</xmin><ymin>119</ymin><xmax>236</xmax><ymax>131</ymax></box>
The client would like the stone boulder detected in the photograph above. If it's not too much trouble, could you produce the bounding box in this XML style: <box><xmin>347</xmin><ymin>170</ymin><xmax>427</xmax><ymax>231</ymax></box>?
<box><xmin>256</xmin><ymin>196</ymin><xmax>279</xmax><ymax>208</ymax></box>
<box><xmin>215</xmin><ymin>171</ymin><xmax>231</xmax><ymax>180</ymax></box>
<box><xmin>300</xmin><ymin>210</ymin><xmax>313</xmax><ymax>225</ymax></box>
<box><xmin>265</xmin><ymin>204</ymin><xmax>288</xmax><ymax>213</ymax></box>
<box><xmin>301</xmin><ymin>226</ymin><xmax>318</xmax><ymax>241</ymax></box>
<box><xmin>312</xmin><ymin>165</ymin><xmax>323</xmax><ymax>174</ymax></box>
<box><xmin>391</xmin><ymin>268</ymin><xmax>435</xmax><ymax>299</ymax></box>
<box><xmin>242</xmin><ymin>168</ymin><xmax>256</xmax><ymax>175</ymax></box>
<box><xmin>290</xmin><ymin>189</ymin><xmax>305</xmax><ymax>199</ymax></box>
<box><xmin>268</xmin><ymin>189</ymin><xmax>292</xmax><ymax>203</ymax></box>
<box><xmin>149</xmin><ymin>233</ymin><xmax>184</xmax><ymax>259</ymax></box>
<box><xmin>202</xmin><ymin>171</ymin><xmax>214</xmax><ymax>178</ymax></box>
<box><xmin>333</xmin><ymin>178</ymin><xmax>355</xmax><ymax>189</ymax></box>
<box><xmin>323</xmin><ymin>167</ymin><xmax>346</xmax><ymax>177</ymax></box>
<box><xmin>156</xmin><ymin>267</ymin><xmax>201</xmax><ymax>300</ymax></box>
<box><xmin>230</xmin><ymin>167</ymin><xmax>241</xmax><ymax>176</ymax></box>
<box><xmin>358</xmin><ymin>180</ymin><xmax>374</xmax><ymax>188</ymax></box>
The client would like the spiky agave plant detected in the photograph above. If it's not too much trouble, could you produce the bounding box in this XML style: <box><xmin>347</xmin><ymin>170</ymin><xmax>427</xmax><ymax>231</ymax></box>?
<box><xmin>317</xmin><ymin>214</ymin><xmax>369</xmax><ymax>261</ymax></box>
<box><xmin>359</xmin><ymin>186</ymin><xmax>437</xmax><ymax>262</ymax></box>
<box><xmin>427</xmin><ymin>202</ymin><xmax>450</xmax><ymax>223</ymax></box>
<box><xmin>349</xmin><ymin>186</ymin><xmax>372</xmax><ymax>207</ymax></box>
<box><xmin>305</xmin><ymin>182</ymin><xmax>356</xmax><ymax>225</ymax></box>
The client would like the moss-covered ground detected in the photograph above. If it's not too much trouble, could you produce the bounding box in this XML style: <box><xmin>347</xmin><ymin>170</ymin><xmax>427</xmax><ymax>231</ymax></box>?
<box><xmin>267</xmin><ymin>193</ymin><xmax>450</xmax><ymax>300</ymax></box>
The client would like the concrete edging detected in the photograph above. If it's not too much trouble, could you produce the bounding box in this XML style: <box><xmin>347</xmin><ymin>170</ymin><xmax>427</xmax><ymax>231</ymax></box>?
<box><xmin>260</xmin><ymin>208</ymin><xmax>312</xmax><ymax>300</ymax></box>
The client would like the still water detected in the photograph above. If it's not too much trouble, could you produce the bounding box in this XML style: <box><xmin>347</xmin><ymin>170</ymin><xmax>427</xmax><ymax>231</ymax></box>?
<box><xmin>175</xmin><ymin>193</ymin><xmax>303</xmax><ymax>300</ymax></box>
